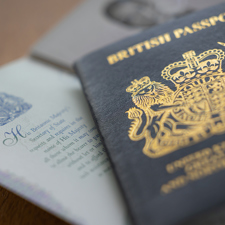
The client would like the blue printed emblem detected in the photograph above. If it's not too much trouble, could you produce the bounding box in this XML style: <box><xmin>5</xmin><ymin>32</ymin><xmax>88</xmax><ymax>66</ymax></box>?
<box><xmin>0</xmin><ymin>93</ymin><xmax>32</xmax><ymax>126</ymax></box>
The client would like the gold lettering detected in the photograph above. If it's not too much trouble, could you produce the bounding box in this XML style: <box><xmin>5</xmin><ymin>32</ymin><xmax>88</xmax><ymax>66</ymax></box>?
<box><xmin>162</xmin><ymin>141</ymin><xmax>225</xmax><ymax>194</ymax></box>
<box><xmin>173</xmin><ymin>28</ymin><xmax>184</xmax><ymax>38</ymax></box>
<box><xmin>219</xmin><ymin>12</ymin><xmax>225</xmax><ymax>22</ymax></box>
<box><xmin>202</xmin><ymin>166</ymin><xmax>213</xmax><ymax>176</ymax></box>
<box><xmin>107</xmin><ymin>14</ymin><xmax>225</xmax><ymax>65</ymax></box>
<box><xmin>184</xmin><ymin>163</ymin><xmax>194</xmax><ymax>173</ymax></box>
<box><xmin>194</xmin><ymin>151</ymin><xmax>202</xmax><ymax>159</ymax></box>
<box><xmin>188</xmin><ymin>171</ymin><xmax>199</xmax><ymax>180</ymax></box>
<box><xmin>209</xmin><ymin>16</ymin><xmax>219</xmax><ymax>26</ymax></box>
<box><xmin>212</xmin><ymin>144</ymin><xmax>224</xmax><ymax>155</ymax></box>
<box><xmin>192</xmin><ymin>22</ymin><xmax>202</xmax><ymax>32</ymax></box>
<box><xmin>149</xmin><ymin>37</ymin><xmax>159</xmax><ymax>47</ymax></box>
<box><xmin>202</xmin><ymin>148</ymin><xmax>212</xmax><ymax>156</ymax></box>
<box><xmin>184</xmin><ymin>154</ymin><xmax>195</xmax><ymax>163</ymax></box>
<box><xmin>158</xmin><ymin>35</ymin><xmax>165</xmax><ymax>44</ymax></box>
<box><xmin>200</xmin><ymin>19</ymin><xmax>211</xmax><ymax>28</ymax></box>
<box><xmin>128</xmin><ymin>47</ymin><xmax>135</xmax><ymax>56</ymax></box>
<box><xmin>143</xmin><ymin>41</ymin><xmax>151</xmax><ymax>50</ymax></box>
<box><xmin>117</xmin><ymin>50</ymin><xmax>130</xmax><ymax>60</ymax></box>
<box><xmin>133</xmin><ymin>43</ymin><xmax>144</xmax><ymax>53</ymax></box>
<box><xmin>183</xmin><ymin>26</ymin><xmax>193</xmax><ymax>36</ymax></box>
<box><xmin>166</xmin><ymin>164</ymin><xmax>175</xmax><ymax>173</ymax></box>
<box><xmin>174</xmin><ymin>160</ymin><xmax>183</xmax><ymax>170</ymax></box>
<box><xmin>107</xmin><ymin>54</ymin><xmax>118</xmax><ymax>65</ymax></box>
<box><xmin>164</xmin><ymin>33</ymin><xmax>171</xmax><ymax>42</ymax></box>
<box><xmin>160</xmin><ymin>184</ymin><xmax>171</xmax><ymax>194</ymax></box>
<box><xmin>222</xmin><ymin>141</ymin><xmax>225</xmax><ymax>150</ymax></box>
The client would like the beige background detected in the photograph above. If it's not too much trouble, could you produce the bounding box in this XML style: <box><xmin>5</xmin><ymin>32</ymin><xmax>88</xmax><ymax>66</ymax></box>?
<box><xmin>0</xmin><ymin>0</ymin><xmax>81</xmax><ymax>224</ymax></box>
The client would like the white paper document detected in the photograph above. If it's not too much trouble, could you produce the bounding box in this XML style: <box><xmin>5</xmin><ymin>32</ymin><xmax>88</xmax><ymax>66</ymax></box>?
<box><xmin>0</xmin><ymin>58</ymin><xmax>130</xmax><ymax>225</ymax></box>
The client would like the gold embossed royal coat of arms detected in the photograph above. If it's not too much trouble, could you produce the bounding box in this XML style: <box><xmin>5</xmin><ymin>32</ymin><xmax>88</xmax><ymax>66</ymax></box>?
<box><xmin>126</xmin><ymin>48</ymin><xmax>225</xmax><ymax>158</ymax></box>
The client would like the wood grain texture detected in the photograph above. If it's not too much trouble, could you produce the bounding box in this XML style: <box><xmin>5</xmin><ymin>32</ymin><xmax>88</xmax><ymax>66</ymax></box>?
<box><xmin>0</xmin><ymin>0</ymin><xmax>82</xmax><ymax>66</ymax></box>
<box><xmin>0</xmin><ymin>0</ymin><xmax>81</xmax><ymax>224</ymax></box>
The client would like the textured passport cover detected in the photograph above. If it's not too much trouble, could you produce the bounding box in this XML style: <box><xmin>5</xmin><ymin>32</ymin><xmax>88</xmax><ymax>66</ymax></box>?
<box><xmin>75</xmin><ymin>3</ymin><xmax>225</xmax><ymax>225</ymax></box>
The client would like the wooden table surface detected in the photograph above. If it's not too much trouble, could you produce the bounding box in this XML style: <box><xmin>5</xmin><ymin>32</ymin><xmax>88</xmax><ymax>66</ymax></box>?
<box><xmin>0</xmin><ymin>0</ymin><xmax>81</xmax><ymax>224</ymax></box>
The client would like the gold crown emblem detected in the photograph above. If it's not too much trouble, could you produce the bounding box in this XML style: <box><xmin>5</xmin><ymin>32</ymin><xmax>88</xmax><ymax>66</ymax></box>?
<box><xmin>126</xmin><ymin>76</ymin><xmax>151</xmax><ymax>97</ymax></box>
<box><xmin>162</xmin><ymin>49</ymin><xmax>225</xmax><ymax>85</ymax></box>
<box><xmin>125</xmin><ymin>47</ymin><xmax>225</xmax><ymax>161</ymax></box>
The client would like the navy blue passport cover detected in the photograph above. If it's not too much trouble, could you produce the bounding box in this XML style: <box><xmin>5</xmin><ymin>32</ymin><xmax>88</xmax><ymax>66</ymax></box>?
<box><xmin>74</xmin><ymin>4</ymin><xmax>225</xmax><ymax>225</ymax></box>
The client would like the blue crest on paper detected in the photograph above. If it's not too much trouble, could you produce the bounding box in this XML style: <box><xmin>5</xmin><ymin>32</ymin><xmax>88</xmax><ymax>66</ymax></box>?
<box><xmin>0</xmin><ymin>93</ymin><xmax>32</xmax><ymax>126</ymax></box>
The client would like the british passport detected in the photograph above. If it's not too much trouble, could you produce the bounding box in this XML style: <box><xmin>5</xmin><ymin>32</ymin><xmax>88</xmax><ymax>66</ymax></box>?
<box><xmin>74</xmin><ymin>3</ymin><xmax>225</xmax><ymax>225</ymax></box>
